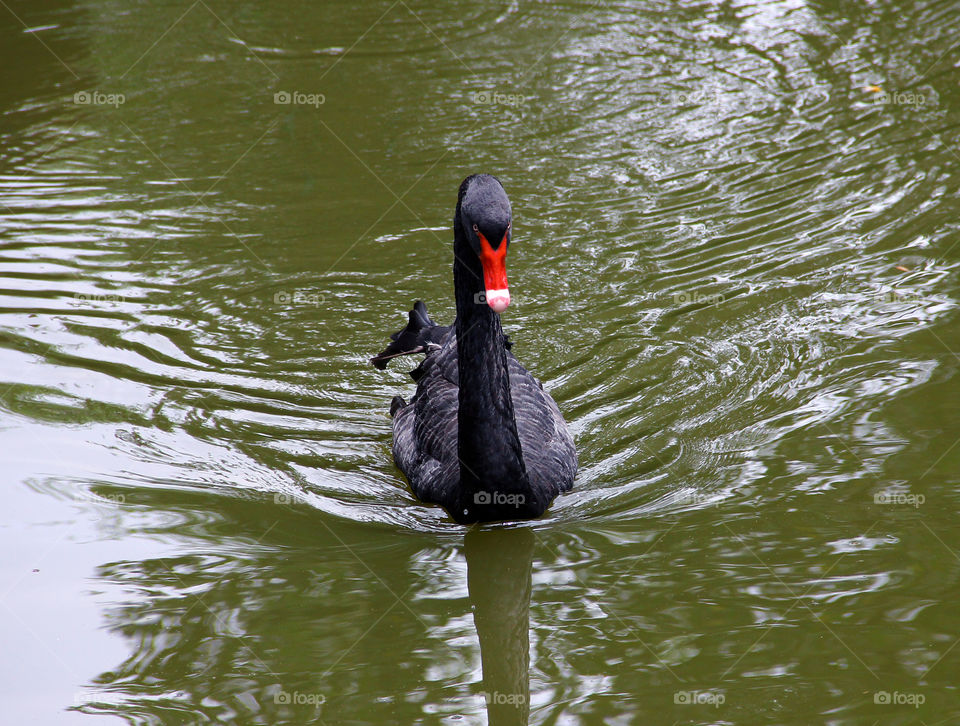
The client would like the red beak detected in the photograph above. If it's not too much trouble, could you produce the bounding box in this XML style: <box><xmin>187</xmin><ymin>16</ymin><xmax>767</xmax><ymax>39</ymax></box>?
<box><xmin>477</xmin><ymin>232</ymin><xmax>510</xmax><ymax>312</ymax></box>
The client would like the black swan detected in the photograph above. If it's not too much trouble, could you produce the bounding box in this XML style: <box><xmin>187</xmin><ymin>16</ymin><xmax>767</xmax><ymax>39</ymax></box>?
<box><xmin>372</xmin><ymin>174</ymin><xmax>576</xmax><ymax>524</ymax></box>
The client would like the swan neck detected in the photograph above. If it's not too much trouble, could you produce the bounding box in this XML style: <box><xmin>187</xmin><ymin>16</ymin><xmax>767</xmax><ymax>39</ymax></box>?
<box><xmin>453</xmin><ymin>215</ymin><xmax>528</xmax><ymax>507</ymax></box>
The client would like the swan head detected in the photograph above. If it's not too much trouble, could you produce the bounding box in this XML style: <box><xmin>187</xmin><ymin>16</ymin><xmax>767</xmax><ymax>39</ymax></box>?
<box><xmin>459</xmin><ymin>174</ymin><xmax>512</xmax><ymax>313</ymax></box>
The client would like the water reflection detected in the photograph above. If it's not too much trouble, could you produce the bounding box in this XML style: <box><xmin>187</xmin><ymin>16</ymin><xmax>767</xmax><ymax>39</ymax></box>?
<box><xmin>466</xmin><ymin>527</ymin><xmax>534</xmax><ymax>725</ymax></box>
<box><xmin>73</xmin><ymin>500</ymin><xmax>540</xmax><ymax>724</ymax></box>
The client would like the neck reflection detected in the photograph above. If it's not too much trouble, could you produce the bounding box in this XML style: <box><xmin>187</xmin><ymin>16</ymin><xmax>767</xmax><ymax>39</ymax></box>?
<box><xmin>465</xmin><ymin>526</ymin><xmax>535</xmax><ymax>726</ymax></box>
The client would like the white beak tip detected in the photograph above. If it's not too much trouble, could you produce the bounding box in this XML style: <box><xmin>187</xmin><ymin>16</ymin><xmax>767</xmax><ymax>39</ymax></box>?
<box><xmin>485</xmin><ymin>289</ymin><xmax>510</xmax><ymax>313</ymax></box>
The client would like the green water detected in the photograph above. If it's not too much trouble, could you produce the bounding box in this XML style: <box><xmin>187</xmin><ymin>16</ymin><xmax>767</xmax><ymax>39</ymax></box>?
<box><xmin>2</xmin><ymin>0</ymin><xmax>959</xmax><ymax>723</ymax></box>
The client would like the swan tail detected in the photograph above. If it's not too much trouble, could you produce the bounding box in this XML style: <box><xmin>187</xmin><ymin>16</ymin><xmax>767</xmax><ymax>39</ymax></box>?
<box><xmin>371</xmin><ymin>300</ymin><xmax>441</xmax><ymax>369</ymax></box>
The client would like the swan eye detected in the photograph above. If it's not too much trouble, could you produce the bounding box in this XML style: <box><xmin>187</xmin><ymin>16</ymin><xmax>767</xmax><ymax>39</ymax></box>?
<box><xmin>472</xmin><ymin>224</ymin><xmax>479</xmax><ymax>234</ymax></box>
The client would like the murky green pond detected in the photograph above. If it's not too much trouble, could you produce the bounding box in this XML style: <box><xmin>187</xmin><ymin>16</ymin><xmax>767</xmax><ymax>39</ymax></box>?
<box><xmin>2</xmin><ymin>0</ymin><xmax>959</xmax><ymax>723</ymax></box>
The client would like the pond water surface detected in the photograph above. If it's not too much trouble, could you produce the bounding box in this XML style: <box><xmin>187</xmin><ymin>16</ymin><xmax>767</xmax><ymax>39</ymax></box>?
<box><xmin>2</xmin><ymin>0</ymin><xmax>960</xmax><ymax>724</ymax></box>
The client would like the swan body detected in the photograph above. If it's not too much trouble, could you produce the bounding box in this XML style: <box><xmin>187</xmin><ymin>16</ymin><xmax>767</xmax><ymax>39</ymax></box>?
<box><xmin>373</xmin><ymin>175</ymin><xmax>576</xmax><ymax>524</ymax></box>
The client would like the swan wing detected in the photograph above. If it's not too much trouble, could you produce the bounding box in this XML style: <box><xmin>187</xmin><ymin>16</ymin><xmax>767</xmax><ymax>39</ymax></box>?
<box><xmin>508</xmin><ymin>355</ymin><xmax>577</xmax><ymax>499</ymax></box>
